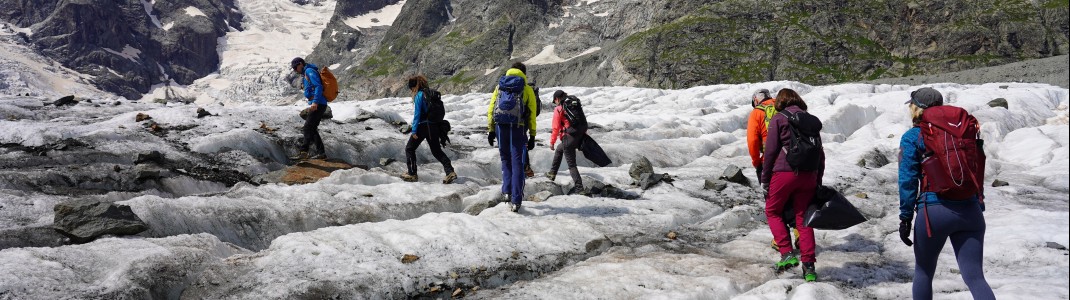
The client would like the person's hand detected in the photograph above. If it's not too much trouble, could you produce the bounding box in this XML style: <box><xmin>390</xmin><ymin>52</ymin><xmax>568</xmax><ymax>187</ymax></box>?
<box><xmin>411</xmin><ymin>134</ymin><xmax>418</xmax><ymax>140</ymax></box>
<box><xmin>550</xmin><ymin>143</ymin><xmax>555</xmax><ymax>151</ymax></box>
<box><xmin>761</xmin><ymin>183</ymin><xmax>770</xmax><ymax>199</ymax></box>
<box><xmin>899</xmin><ymin>219</ymin><xmax>914</xmax><ymax>246</ymax></box>
<box><xmin>487</xmin><ymin>132</ymin><xmax>496</xmax><ymax>147</ymax></box>
<box><xmin>527</xmin><ymin>135</ymin><xmax>536</xmax><ymax>150</ymax></box>
<box><xmin>310</xmin><ymin>103</ymin><xmax>318</xmax><ymax>111</ymax></box>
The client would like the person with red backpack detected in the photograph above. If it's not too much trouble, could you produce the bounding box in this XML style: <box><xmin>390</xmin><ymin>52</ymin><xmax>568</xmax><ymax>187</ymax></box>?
<box><xmin>760</xmin><ymin>88</ymin><xmax>824</xmax><ymax>282</ymax></box>
<box><xmin>897</xmin><ymin>87</ymin><xmax>994</xmax><ymax>300</ymax></box>
<box><xmin>401</xmin><ymin>75</ymin><xmax>456</xmax><ymax>184</ymax></box>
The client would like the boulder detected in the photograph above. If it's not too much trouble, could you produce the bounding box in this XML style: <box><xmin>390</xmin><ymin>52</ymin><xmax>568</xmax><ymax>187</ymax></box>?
<box><xmin>134</xmin><ymin>150</ymin><xmax>166</xmax><ymax>165</ymax></box>
<box><xmin>628</xmin><ymin>157</ymin><xmax>654</xmax><ymax>181</ymax></box>
<box><xmin>135</xmin><ymin>113</ymin><xmax>152</xmax><ymax>122</ymax></box>
<box><xmin>53</xmin><ymin>95</ymin><xmax>77</xmax><ymax>106</ymax></box>
<box><xmin>1046</xmin><ymin>242</ymin><xmax>1067</xmax><ymax>250</ymax></box>
<box><xmin>638</xmin><ymin>173</ymin><xmax>673</xmax><ymax>190</ymax></box>
<box><xmin>52</xmin><ymin>201</ymin><xmax>147</xmax><ymax>243</ymax></box>
<box><xmin>380</xmin><ymin>158</ymin><xmax>396</xmax><ymax>166</ymax></box>
<box><xmin>991</xmin><ymin>179</ymin><xmax>1010</xmax><ymax>187</ymax></box>
<box><xmin>857</xmin><ymin>149</ymin><xmax>891</xmax><ymax>168</ymax></box>
<box><xmin>197</xmin><ymin>107</ymin><xmax>212</xmax><ymax>118</ymax></box>
<box><xmin>0</xmin><ymin>226</ymin><xmax>69</xmax><ymax>250</ymax></box>
<box><xmin>703</xmin><ymin>179</ymin><xmax>728</xmax><ymax>191</ymax></box>
<box><xmin>720</xmin><ymin>164</ymin><xmax>749</xmax><ymax>186</ymax></box>
<box><xmin>987</xmin><ymin>98</ymin><xmax>1008</xmax><ymax>109</ymax></box>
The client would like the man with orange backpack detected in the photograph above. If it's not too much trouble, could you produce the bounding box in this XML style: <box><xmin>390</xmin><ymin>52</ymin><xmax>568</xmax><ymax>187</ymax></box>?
<box><xmin>898</xmin><ymin>87</ymin><xmax>993</xmax><ymax>299</ymax></box>
<box><xmin>290</xmin><ymin>57</ymin><xmax>330</xmax><ymax>160</ymax></box>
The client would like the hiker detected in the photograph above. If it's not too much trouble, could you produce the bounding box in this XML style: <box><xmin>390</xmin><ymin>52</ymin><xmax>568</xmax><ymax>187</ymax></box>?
<box><xmin>523</xmin><ymin>80</ymin><xmax>543</xmax><ymax>179</ymax></box>
<box><xmin>760</xmin><ymin>88</ymin><xmax>823</xmax><ymax>282</ymax></box>
<box><xmin>290</xmin><ymin>57</ymin><xmax>327</xmax><ymax>160</ymax></box>
<box><xmin>487</xmin><ymin>62</ymin><xmax>538</xmax><ymax>213</ymax></box>
<box><xmin>401</xmin><ymin>75</ymin><xmax>457</xmax><ymax>184</ymax></box>
<box><xmin>748</xmin><ymin>88</ymin><xmax>801</xmax><ymax>252</ymax></box>
<box><xmin>897</xmin><ymin>87</ymin><xmax>994</xmax><ymax>300</ymax></box>
<box><xmin>545</xmin><ymin>90</ymin><xmax>585</xmax><ymax>194</ymax></box>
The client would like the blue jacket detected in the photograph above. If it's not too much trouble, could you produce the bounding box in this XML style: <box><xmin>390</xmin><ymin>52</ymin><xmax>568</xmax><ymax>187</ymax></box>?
<box><xmin>302</xmin><ymin>64</ymin><xmax>328</xmax><ymax>106</ymax></box>
<box><xmin>411</xmin><ymin>90</ymin><xmax>427</xmax><ymax>135</ymax></box>
<box><xmin>898</xmin><ymin>127</ymin><xmax>981</xmax><ymax>221</ymax></box>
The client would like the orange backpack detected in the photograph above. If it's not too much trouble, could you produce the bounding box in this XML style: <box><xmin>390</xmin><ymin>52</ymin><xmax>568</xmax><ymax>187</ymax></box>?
<box><xmin>319</xmin><ymin>66</ymin><xmax>338</xmax><ymax>102</ymax></box>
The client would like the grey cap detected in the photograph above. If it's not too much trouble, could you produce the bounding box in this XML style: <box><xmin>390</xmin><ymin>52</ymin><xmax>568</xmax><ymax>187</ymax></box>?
<box><xmin>905</xmin><ymin>87</ymin><xmax>943</xmax><ymax>109</ymax></box>
<box><xmin>753</xmin><ymin>89</ymin><xmax>772</xmax><ymax>100</ymax></box>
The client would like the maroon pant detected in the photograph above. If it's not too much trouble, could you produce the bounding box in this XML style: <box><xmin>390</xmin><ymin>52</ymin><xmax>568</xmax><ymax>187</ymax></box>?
<box><xmin>766</xmin><ymin>171</ymin><xmax>818</xmax><ymax>262</ymax></box>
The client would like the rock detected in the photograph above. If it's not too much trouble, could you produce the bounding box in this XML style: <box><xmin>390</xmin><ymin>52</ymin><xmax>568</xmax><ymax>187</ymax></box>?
<box><xmin>452</xmin><ymin>288</ymin><xmax>463</xmax><ymax>298</ymax></box>
<box><xmin>528</xmin><ymin>191</ymin><xmax>553</xmax><ymax>202</ymax></box>
<box><xmin>638</xmin><ymin>173</ymin><xmax>671</xmax><ymax>190</ymax></box>
<box><xmin>401</xmin><ymin>254</ymin><xmax>420</xmax><ymax>264</ymax></box>
<box><xmin>887</xmin><ymin>134</ymin><xmax>895</xmax><ymax>138</ymax></box>
<box><xmin>999</xmin><ymin>85</ymin><xmax>1009</xmax><ymax>89</ymax></box>
<box><xmin>135</xmin><ymin>166</ymin><xmax>163</xmax><ymax>181</ymax></box>
<box><xmin>113</xmin><ymin>165</ymin><xmax>121</xmax><ymax>172</ymax></box>
<box><xmin>987</xmin><ymin>98</ymin><xmax>1009</xmax><ymax>109</ymax></box>
<box><xmin>1046</xmin><ymin>242</ymin><xmax>1067</xmax><ymax>250</ymax></box>
<box><xmin>113</xmin><ymin>101</ymin><xmax>121</xmax><ymax>106</ymax></box>
<box><xmin>52</xmin><ymin>201</ymin><xmax>147</xmax><ymax>243</ymax></box>
<box><xmin>135</xmin><ymin>151</ymin><xmax>166</xmax><ymax>165</ymax></box>
<box><xmin>704</xmin><ymin>179</ymin><xmax>728</xmax><ymax>191</ymax></box>
<box><xmin>991</xmin><ymin>179</ymin><xmax>1010</xmax><ymax>187</ymax></box>
<box><xmin>854</xmin><ymin>192</ymin><xmax>868</xmax><ymax>199</ymax></box>
<box><xmin>53</xmin><ymin>95</ymin><xmax>77</xmax><ymax>106</ymax></box>
<box><xmin>135</xmin><ymin>113</ymin><xmax>152</xmax><ymax>122</ymax></box>
<box><xmin>365</xmin><ymin>126</ymin><xmax>373</xmax><ymax>130</ymax></box>
<box><xmin>196</xmin><ymin>108</ymin><xmax>212</xmax><ymax>118</ymax></box>
<box><xmin>857</xmin><ymin>149</ymin><xmax>891</xmax><ymax>168</ymax></box>
<box><xmin>629</xmin><ymin>157</ymin><xmax>654</xmax><ymax>181</ymax></box>
<box><xmin>525</xmin><ymin>179</ymin><xmax>564</xmax><ymax>196</ymax></box>
<box><xmin>380</xmin><ymin>158</ymin><xmax>396</xmax><ymax>166</ymax></box>
<box><xmin>0</xmin><ymin>226</ymin><xmax>69</xmax><ymax>250</ymax></box>
<box><xmin>719</xmin><ymin>164</ymin><xmax>749</xmax><ymax>186</ymax></box>
<box><xmin>667</xmin><ymin>231</ymin><xmax>678</xmax><ymax>240</ymax></box>
<box><xmin>280</xmin><ymin>159</ymin><xmax>357</xmax><ymax>185</ymax></box>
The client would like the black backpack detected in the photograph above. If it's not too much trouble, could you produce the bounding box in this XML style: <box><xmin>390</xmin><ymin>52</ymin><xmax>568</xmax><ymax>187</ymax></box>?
<box><xmin>531</xmin><ymin>84</ymin><xmax>543</xmax><ymax>117</ymax></box>
<box><xmin>781</xmin><ymin>110</ymin><xmax>822</xmax><ymax>172</ymax></box>
<box><xmin>423</xmin><ymin>88</ymin><xmax>445</xmax><ymax>122</ymax></box>
<box><xmin>563</xmin><ymin>95</ymin><xmax>588</xmax><ymax>136</ymax></box>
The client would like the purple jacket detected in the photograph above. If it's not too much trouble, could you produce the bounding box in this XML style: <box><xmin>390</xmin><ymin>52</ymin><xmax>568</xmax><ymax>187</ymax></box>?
<box><xmin>760</xmin><ymin>105</ymin><xmax>825</xmax><ymax>184</ymax></box>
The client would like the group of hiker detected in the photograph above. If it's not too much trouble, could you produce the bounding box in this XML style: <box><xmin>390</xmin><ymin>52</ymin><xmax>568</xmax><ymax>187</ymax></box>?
<box><xmin>746</xmin><ymin>86</ymin><xmax>993</xmax><ymax>297</ymax></box>
<box><xmin>290</xmin><ymin>56</ymin><xmax>995</xmax><ymax>296</ymax></box>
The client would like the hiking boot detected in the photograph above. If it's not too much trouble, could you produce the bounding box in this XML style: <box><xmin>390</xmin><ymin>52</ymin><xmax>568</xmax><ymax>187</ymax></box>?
<box><xmin>566</xmin><ymin>186</ymin><xmax>585</xmax><ymax>195</ymax></box>
<box><xmin>500</xmin><ymin>193</ymin><xmax>510</xmax><ymax>203</ymax></box>
<box><xmin>802</xmin><ymin>262</ymin><xmax>817</xmax><ymax>282</ymax></box>
<box><xmin>774</xmin><ymin>251</ymin><xmax>800</xmax><ymax>273</ymax></box>
<box><xmin>289</xmin><ymin>151</ymin><xmax>309</xmax><ymax>161</ymax></box>
<box><xmin>545</xmin><ymin>171</ymin><xmax>557</xmax><ymax>181</ymax></box>
<box><xmin>400</xmin><ymin>174</ymin><xmax>418</xmax><ymax>182</ymax></box>
<box><xmin>442</xmin><ymin>172</ymin><xmax>457</xmax><ymax>184</ymax></box>
<box><xmin>524</xmin><ymin>165</ymin><xmax>535</xmax><ymax>178</ymax></box>
<box><xmin>509</xmin><ymin>203</ymin><xmax>521</xmax><ymax>213</ymax></box>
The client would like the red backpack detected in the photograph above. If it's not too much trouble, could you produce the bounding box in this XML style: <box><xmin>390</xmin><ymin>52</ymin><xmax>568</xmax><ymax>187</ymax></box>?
<box><xmin>918</xmin><ymin>105</ymin><xmax>986</xmax><ymax>202</ymax></box>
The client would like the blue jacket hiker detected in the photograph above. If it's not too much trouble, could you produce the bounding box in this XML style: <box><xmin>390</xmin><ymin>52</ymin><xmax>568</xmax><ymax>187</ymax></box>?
<box><xmin>290</xmin><ymin>57</ymin><xmax>327</xmax><ymax>160</ymax></box>
<box><xmin>401</xmin><ymin>75</ymin><xmax>456</xmax><ymax>184</ymax></box>
<box><xmin>486</xmin><ymin>62</ymin><xmax>538</xmax><ymax>213</ymax></box>
<box><xmin>898</xmin><ymin>87</ymin><xmax>994</xmax><ymax>300</ymax></box>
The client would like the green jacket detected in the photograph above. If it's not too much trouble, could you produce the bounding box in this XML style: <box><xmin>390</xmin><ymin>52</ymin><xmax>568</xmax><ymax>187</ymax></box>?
<box><xmin>486</xmin><ymin>68</ymin><xmax>538</xmax><ymax>135</ymax></box>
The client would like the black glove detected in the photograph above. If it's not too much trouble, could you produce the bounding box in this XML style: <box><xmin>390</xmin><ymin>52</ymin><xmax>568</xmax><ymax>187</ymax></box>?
<box><xmin>899</xmin><ymin>219</ymin><xmax>914</xmax><ymax>246</ymax></box>
<box><xmin>527</xmin><ymin>135</ymin><xmax>536</xmax><ymax>150</ymax></box>
<box><xmin>761</xmin><ymin>183</ymin><xmax>770</xmax><ymax>199</ymax></box>
<box><xmin>487</xmin><ymin>131</ymin><xmax>496</xmax><ymax>147</ymax></box>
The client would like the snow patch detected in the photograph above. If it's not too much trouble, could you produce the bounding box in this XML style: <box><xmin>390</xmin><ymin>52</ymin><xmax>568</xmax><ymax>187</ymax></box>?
<box><xmin>140</xmin><ymin>0</ymin><xmax>164</xmax><ymax>29</ymax></box>
<box><xmin>103</xmin><ymin>45</ymin><xmax>142</xmax><ymax>63</ymax></box>
<box><xmin>184</xmin><ymin>6</ymin><xmax>207</xmax><ymax>18</ymax></box>
<box><xmin>524</xmin><ymin>45</ymin><xmax>602</xmax><ymax>66</ymax></box>
<box><xmin>328</xmin><ymin>63</ymin><xmax>341</xmax><ymax>70</ymax></box>
<box><xmin>343</xmin><ymin>1</ymin><xmax>406</xmax><ymax>30</ymax></box>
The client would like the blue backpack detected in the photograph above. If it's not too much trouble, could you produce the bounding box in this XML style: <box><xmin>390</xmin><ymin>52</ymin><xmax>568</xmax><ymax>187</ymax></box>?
<box><xmin>493</xmin><ymin>76</ymin><xmax>527</xmax><ymax>125</ymax></box>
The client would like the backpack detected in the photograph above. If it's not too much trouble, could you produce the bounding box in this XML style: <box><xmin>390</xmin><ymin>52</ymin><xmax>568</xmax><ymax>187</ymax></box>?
<box><xmin>918</xmin><ymin>105</ymin><xmax>985</xmax><ymax>201</ymax></box>
<box><xmin>562</xmin><ymin>95</ymin><xmax>588</xmax><ymax>136</ymax></box>
<box><xmin>319</xmin><ymin>66</ymin><xmax>338</xmax><ymax>102</ymax></box>
<box><xmin>755</xmin><ymin>103</ymin><xmax>777</xmax><ymax>129</ymax></box>
<box><xmin>780</xmin><ymin>110</ymin><xmax>822</xmax><ymax>172</ymax></box>
<box><xmin>530</xmin><ymin>84</ymin><xmax>543</xmax><ymax>117</ymax></box>
<box><xmin>422</xmin><ymin>88</ymin><xmax>445</xmax><ymax>122</ymax></box>
<box><xmin>493</xmin><ymin>76</ymin><xmax>527</xmax><ymax>125</ymax></box>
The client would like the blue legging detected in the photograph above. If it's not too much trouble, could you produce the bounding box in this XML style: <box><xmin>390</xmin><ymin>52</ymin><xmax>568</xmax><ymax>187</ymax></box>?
<box><xmin>912</xmin><ymin>202</ymin><xmax>995</xmax><ymax>300</ymax></box>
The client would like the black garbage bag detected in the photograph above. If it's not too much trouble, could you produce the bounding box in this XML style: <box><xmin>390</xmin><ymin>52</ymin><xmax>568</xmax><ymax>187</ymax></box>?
<box><xmin>804</xmin><ymin>186</ymin><xmax>867</xmax><ymax>230</ymax></box>
<box><xmin>579</xmin><ymin>135</ymin><xmax>611</xmax><ymax>167</ymax></box>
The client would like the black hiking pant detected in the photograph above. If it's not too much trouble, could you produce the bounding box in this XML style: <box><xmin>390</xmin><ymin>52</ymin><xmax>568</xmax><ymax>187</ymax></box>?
<box><xmin>301</xmin><ymin>104</ymin><xmax>326</xmax><ymax>154</ymax></box>
<box><xmin>550</xmin><ymin>134</ymin><xmax>583</xmax><ymax>188</ymax></box>
<box><xmin>405</xmin><ymin>122</ymin><xmax>454</xmax><ymax>176</ymax></box>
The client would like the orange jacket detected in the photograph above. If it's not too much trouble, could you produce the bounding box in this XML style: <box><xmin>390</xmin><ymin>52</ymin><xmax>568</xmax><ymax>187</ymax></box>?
<box><xmin>747</xmin><ymin>98</ymin><xmax>776</xmax><ymax>167</ymax></box>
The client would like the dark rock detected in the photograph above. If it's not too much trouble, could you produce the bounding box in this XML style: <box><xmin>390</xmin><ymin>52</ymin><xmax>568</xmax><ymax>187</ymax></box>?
<box><xmin>857</xmin><ymin>149</ymin><xmax>891</xmax><ymax>168</ymax></box>
<box><xmin>380</xmin><ymin>158</ymin><xmax>395</xmax><ymax>166</ymax></box>
<box><xmin>113</xmin><ymin>101</ymin><xmax>121</xmax><ymax>106</ymax></box>
<box><xmin>197</xmin><ymin>108</ymin><xmax>212</xmax><ymax>118</ymax></box>
<box><xmin>0</xmin><ymin>226</ymin><xmax>69</xmax><ymax>250</ymax></box>
<box><xmin>135</xmin><ymin>151</ymin><xmax>166</xmax><ymax>164</ymax></box>
<box><xmin>113</xmin><ymin>165</ymin><xmax>122</xmax><ymax>172</ymax></box>
<box><xmin>719</xmin><ymin>164</ymin><xmax>749</xmax><ymax>186</ymax></box>
<box><xmin>365</xmin><ymin>126</ymin><xmax>373</xmax><ymax>130</ymax></box>
<box><xmin>704</xmin><ymin>179</ymin><xmax>728</xmax><ymax>191</ymax></box>
<box><xmin>629</xmin><ymin>157</ymin><xmax>654</xmax><ymax>181</ymax></box>
<box><xmin>638</xmin><ymin>173</ymin><xmax>673</xmax><ymax>190</ymax></box>
<box><xmin>52</xmin><ymin>201</ymin><xmax>147</xmax><ymax>243</ymax></box>
<box><xmin>991</xmin><ymin>179</ymin><xmax>1010</xmax><ymax>187</ymax></box>
<box><xmin>53</xmin><ymin>95</ymin><xmax>77</xmax><ymax>106</ymax></box>
<box><xmin>136</xmin><ymin>113</ymin><xmax>152</xmax><ymax>122</ymax></box>
<box><xmin>1046</xmin><ymin>242</ymin><xmax>1067</xmax><ymax>250</ymax></box>
<box><xmin>987</xmin><ymin>98</ymin><xmax>1009</xmax><ymax>109</ymax></box>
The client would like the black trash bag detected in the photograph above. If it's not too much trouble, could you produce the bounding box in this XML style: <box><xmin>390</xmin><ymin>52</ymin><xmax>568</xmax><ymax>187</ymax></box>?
<box><xmin>804</xmin><ymin>186</ymin><xmax>867</xmax><ymax>230</ymax></box>
<box><xmin>579</xmin><ymin>135</ymin><xmax>611</xmax><ymax>167</ymax></box>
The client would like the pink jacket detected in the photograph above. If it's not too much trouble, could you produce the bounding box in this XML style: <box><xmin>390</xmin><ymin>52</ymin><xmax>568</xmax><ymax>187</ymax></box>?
<box><xmin>550</xmin><ymin>105</ymin><xmax>571</xmax><ymax>147</ymax></box>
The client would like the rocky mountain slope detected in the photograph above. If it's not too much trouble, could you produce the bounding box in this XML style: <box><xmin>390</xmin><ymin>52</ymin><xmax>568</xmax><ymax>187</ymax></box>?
<box><xmin>313</xmin><ymin>0</ymin><xmax>1069</xmax><ymax>99</ymax></box>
